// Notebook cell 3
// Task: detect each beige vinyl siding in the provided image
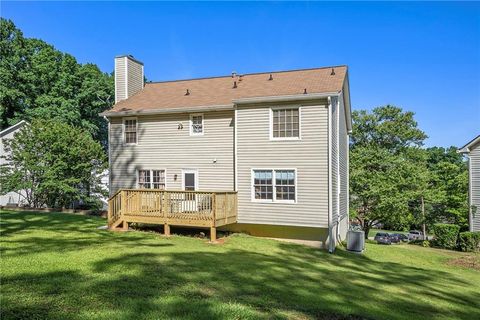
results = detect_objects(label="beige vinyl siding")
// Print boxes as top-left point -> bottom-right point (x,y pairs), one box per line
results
114,57 -> 127,103
236,101 -> 329,228
338,92 -> 349,238
109,111 -> 234,195
470,144 -> 480,231
127,58 -> 143,98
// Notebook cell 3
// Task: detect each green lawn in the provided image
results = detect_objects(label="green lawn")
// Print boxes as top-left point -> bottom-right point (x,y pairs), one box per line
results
1,210 -> 479,320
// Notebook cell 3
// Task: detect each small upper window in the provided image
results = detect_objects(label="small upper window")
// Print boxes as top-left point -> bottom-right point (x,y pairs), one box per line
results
272,108 -> 299,139
124,118 -> 137,144
190,114 -> 204,136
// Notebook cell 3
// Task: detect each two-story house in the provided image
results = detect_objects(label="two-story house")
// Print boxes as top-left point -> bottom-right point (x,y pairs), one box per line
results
102,55 -> 351,251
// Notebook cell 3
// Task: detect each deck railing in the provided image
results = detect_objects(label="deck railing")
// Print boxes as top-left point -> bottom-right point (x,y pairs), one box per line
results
107,189 -> 237,237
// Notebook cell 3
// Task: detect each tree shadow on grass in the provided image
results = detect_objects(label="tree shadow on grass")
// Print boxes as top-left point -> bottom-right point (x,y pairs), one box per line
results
2,247 -> 479,319
0,210 -> 104,236
1,211 -> 479,320
0,211 -> 173,258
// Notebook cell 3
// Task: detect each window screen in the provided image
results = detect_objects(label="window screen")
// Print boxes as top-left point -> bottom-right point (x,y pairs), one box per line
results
272,108 -> 299,138
138,170 -> 150,188
184,173 -> 196,191
152,170 -> 166,189
275,170 -> 295,201
253,170 -> 273,200
191,115 -> 203,135
124,119 -> 137,144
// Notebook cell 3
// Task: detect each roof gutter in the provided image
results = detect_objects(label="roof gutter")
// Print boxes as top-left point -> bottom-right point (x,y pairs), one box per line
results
458,135 -> 480,154
0,120 -> 28,137
100,104 -> 234,117
233,92 -> 340,105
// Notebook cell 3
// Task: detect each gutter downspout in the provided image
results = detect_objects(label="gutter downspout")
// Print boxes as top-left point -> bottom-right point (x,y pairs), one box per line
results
327,96 -> 334,253
335,96 -> 342,247
104,116 -> 112,197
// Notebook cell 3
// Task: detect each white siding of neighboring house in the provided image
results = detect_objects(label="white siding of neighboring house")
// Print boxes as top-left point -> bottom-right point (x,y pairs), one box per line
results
469,143 -> 480,231
109,111 -> 234,195
0,122 -> 27,206
236,100 -> 330,228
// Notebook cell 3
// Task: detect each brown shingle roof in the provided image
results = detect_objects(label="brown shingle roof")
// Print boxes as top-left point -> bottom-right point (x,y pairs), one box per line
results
108,65 -> 347,114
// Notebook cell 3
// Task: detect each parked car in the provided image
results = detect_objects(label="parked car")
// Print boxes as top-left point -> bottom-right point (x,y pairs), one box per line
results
408,230 -> 424,241
390,233 -> 408,243
374,232 -> 392,245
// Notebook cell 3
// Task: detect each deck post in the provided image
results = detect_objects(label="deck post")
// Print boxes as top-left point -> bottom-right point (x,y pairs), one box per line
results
123,220 -> 128,231
210,226 -> 217,242
121,190 -> 127,216
164,223 -> 170,236
212,193 -> 217,226
107,199 -> 112,227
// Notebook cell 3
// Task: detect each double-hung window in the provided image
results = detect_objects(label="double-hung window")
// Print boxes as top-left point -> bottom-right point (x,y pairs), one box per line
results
253,169 -> 296,202
124,118 -> 137,144
190,113 -> 204,135
138,170 -> 166,189
271,108 -> 300,139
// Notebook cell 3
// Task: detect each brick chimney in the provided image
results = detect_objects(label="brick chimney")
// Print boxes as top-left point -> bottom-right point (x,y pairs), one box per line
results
114,55 -> 144,103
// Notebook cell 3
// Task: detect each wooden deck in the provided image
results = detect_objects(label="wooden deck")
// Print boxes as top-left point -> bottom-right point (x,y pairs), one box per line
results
107,189 -> 237,241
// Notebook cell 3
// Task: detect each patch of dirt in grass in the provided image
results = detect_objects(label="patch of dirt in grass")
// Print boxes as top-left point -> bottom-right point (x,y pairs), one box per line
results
447,255 -> 480,270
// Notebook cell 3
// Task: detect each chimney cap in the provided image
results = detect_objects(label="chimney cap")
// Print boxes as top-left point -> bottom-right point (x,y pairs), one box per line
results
115,54 -> 144,66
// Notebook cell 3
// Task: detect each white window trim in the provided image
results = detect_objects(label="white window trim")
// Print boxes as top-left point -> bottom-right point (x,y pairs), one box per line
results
182,169 -> 199,191
269,106 -> 302,141
123,117 -> 138,145
136,169 -> 168,189
251,168 -> 297,204
189,113 -> 204,136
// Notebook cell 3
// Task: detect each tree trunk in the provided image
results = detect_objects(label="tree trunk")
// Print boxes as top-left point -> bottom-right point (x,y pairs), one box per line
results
421,196 -> 426,240
363,220 -> 371,239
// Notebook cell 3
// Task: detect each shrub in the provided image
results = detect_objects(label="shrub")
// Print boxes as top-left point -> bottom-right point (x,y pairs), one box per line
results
433,224 -> 460,250
458,232 -> 480,252
409,240 -> 431,247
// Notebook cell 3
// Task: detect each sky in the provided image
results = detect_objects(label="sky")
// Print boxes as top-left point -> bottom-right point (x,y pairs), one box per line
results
1,1 -> 479,147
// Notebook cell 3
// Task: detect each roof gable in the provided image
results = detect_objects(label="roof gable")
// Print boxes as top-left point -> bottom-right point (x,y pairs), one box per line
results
459,134 -> 480,153
0,120 -> 27,138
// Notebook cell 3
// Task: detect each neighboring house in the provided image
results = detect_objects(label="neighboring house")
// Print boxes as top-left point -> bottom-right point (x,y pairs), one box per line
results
102,55 -> 352,250
0,120 -> 27,207
459,135 -> 480,232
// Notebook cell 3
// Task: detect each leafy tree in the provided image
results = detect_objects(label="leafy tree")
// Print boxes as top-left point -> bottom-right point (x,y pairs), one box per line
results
0,18 -> 114,148
425,147 -> 469,229
0,119 -> 107,208
350,106 -> 469,236
350,105 -> 428,236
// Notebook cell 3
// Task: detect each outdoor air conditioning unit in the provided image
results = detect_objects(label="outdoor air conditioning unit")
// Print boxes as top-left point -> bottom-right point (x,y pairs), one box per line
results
347,230 -> 365,253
